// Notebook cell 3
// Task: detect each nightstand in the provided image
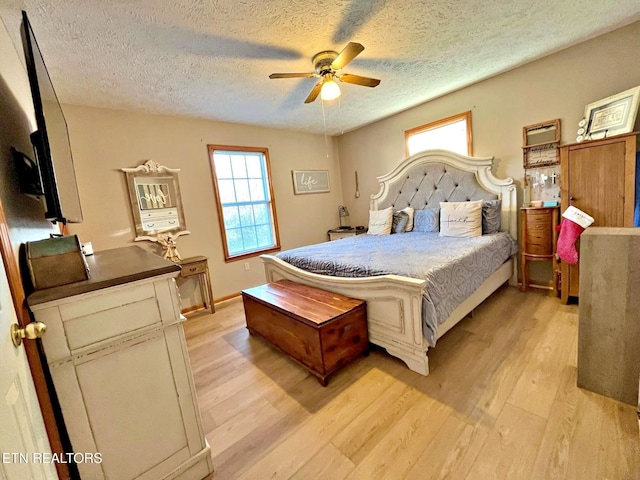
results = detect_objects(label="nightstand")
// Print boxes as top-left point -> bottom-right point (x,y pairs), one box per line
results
520,206 -> 559,293
178,256 -> 215,314
327,227 -> 366,241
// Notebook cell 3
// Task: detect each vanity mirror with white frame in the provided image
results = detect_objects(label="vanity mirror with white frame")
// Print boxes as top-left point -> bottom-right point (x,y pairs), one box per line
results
122,160 -> 189,261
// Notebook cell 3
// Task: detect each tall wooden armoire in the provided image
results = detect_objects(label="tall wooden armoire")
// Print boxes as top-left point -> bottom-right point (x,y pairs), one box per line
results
559,132 -> 638,303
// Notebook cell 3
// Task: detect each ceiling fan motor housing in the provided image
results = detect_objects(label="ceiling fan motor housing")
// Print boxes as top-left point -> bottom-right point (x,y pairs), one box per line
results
312,51 -> 339,74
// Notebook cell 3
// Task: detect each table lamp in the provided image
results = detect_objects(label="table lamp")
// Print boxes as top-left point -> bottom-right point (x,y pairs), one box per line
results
338,205 -> 350,228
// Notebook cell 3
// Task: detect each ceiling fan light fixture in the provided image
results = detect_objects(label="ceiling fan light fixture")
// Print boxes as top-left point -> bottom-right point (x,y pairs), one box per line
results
320,77 -> 341,101
269,43 -> 379,104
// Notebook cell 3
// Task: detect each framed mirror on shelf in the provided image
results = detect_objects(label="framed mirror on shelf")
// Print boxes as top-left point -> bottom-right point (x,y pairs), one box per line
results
122,160 -> 189,261
522,119 -> 561,169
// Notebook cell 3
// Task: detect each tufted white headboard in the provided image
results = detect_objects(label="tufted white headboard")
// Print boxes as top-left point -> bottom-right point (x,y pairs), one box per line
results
370,149 -> 517,240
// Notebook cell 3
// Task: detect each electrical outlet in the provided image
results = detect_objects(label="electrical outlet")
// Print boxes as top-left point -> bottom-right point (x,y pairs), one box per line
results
244,262 -> 250,271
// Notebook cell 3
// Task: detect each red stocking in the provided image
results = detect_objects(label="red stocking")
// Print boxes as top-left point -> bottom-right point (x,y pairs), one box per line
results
556,206 -> 594,264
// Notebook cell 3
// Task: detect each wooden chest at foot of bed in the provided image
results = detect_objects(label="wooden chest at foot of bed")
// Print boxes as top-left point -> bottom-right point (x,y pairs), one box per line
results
241,280 -> 369,386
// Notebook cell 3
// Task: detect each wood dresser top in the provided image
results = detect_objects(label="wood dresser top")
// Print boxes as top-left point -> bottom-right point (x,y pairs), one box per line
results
242,279 -> 365,325
28,245 -> 180,306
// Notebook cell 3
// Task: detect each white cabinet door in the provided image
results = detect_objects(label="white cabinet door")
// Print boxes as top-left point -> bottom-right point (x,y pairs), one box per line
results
34,275 -> 213,480
0,254 -> 57,480
71,332 -> 191,480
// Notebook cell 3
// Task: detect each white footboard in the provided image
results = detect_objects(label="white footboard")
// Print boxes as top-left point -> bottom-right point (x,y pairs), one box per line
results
261,255 -> 514,376
258,151 -> 517,377
261,254 -> 431,375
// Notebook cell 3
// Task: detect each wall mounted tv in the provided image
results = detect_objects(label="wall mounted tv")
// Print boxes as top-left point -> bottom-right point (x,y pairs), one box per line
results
20,11 -> 83,224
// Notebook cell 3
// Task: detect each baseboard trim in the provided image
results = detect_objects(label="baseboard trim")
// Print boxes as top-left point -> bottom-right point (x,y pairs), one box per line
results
215,292 -> 241,303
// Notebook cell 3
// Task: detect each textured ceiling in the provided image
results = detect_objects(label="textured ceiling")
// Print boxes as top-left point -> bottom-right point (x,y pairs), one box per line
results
1,0 -> 639,135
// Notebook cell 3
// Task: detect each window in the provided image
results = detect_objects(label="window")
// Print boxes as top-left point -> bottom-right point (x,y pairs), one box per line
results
405,111 -> 472,157
208,145 -> 280,261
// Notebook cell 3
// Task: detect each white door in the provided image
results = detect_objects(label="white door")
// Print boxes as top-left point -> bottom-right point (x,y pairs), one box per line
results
0,255 -> 57,479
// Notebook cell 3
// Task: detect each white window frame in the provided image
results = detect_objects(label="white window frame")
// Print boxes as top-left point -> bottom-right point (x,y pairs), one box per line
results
405,111 -> 473,157
208,145 -> 281,261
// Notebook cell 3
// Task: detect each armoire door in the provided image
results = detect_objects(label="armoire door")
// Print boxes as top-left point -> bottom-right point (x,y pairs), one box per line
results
561,134 -> 635,302
568,141 -> 627,226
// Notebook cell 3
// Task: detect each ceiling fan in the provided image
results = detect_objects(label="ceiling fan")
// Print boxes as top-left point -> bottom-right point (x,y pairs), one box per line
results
269,42 -> 381,103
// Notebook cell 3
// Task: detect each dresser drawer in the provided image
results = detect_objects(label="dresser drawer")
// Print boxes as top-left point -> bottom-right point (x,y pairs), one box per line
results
58,283 -> 161,351
526,238 -> 553,255
142,218 -> 180,231
180,261 -> 206,277
524,211 -> 552,255
524,211 -> 552,227
140,208 -> 179,220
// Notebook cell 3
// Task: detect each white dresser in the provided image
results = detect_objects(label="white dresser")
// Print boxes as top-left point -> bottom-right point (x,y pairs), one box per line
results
140,207 -> 181,231
27,246 -> 213,480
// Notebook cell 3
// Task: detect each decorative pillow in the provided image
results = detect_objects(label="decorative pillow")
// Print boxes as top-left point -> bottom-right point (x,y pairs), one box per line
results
482,199 -> 502,234
413,208 -> 440,232
367,207 -> 393,235
399,207 -> 415,231
439,200 -> 482,237
391,211 -> 410,233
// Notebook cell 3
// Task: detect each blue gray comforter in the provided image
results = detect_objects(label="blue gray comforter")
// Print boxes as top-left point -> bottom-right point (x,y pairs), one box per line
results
276,232 -> 517,346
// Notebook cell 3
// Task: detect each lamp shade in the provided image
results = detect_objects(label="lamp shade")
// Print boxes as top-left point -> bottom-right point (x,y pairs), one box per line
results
321,78 -> 341,101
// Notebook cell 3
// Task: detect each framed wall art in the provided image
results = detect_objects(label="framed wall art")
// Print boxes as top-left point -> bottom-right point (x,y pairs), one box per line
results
292,170 -> 330,194
584,86 -> 640,140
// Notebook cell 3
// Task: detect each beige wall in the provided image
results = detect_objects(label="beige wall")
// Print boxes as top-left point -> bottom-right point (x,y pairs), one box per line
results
336,20 -> 640,284
64,105 -> 342,300
6,16 -> 639,299
337,21 -> 640,224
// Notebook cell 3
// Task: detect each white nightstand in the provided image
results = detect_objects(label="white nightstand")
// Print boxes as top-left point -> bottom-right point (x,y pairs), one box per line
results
327,227 -> 366,241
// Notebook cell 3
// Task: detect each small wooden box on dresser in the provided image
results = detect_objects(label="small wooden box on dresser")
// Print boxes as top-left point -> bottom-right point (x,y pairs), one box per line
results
27,246 -> 214,480
559,132 -> 637,303
520,206 -> 559,293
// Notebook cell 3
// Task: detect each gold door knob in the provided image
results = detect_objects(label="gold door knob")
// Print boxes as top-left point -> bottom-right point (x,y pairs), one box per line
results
11,322 -> 47,347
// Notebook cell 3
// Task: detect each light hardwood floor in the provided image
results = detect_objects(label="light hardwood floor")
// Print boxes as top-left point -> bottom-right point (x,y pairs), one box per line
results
183,285 -> 640,480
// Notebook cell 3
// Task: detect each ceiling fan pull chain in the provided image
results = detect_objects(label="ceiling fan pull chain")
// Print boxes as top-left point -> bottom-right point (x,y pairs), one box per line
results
321,99 -> 329,158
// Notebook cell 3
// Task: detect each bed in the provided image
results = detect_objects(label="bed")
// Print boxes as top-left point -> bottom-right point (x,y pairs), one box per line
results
261,149 -> 517,376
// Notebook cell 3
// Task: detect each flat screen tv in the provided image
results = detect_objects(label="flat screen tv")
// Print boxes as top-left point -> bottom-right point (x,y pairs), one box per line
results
20,10 -> 83,224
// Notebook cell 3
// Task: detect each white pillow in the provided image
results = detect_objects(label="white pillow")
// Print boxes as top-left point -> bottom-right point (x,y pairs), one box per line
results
367,207 -> 393,235
439,200 -> 482,237
400,207 -> 415,231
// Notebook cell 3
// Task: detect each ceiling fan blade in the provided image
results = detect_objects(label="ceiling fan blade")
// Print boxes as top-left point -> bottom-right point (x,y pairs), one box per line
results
338,73 -> 381,87
304,82 -> 323,103
269,73 -> 316,79
330,42 -> 364,70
